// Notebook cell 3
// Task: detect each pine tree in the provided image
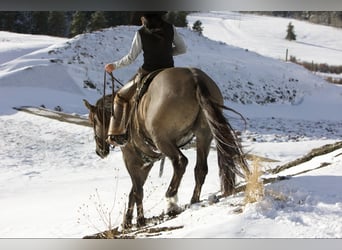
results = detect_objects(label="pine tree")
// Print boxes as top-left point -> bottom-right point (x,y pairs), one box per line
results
192,20 -> 203,35
14,12 -> 33,33
87,11 -> 107,32
48,11 -> 66,37
0,12 -> 18,31
165,11 -> 188,27
69,11 -> 87,37
165,11 -> 176,25
285,22 -> 296,41
32,12 -> 49,34
104,11 -> 131,27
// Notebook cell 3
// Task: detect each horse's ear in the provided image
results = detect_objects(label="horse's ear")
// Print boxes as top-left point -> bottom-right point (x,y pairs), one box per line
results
83,99 -> 95,112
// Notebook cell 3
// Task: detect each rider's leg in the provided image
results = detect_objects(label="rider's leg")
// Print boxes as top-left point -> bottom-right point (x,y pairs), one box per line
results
107,68 -> 149,145
107,80 -> 136,145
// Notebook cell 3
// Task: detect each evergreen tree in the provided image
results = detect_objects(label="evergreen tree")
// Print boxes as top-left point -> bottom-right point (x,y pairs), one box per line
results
285,22 -> 296,41
87,11 -> 107,32
104,11 -> 131,27
11,12 -> 32,33
0,12 -> 33,34
192,20 -> 203,35
128,11 -> 189,27
165,11 -> 176,25
165,11 -> 189,27
69,11 -> 87,37
48,11 -> 67,37
0,12 -> 18,31
32,12 -> 49,34
129,11 -> 144,25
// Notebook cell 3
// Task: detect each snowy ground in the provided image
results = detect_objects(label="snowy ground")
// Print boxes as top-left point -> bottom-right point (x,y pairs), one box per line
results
187,11 -> 342,65
0,12 -> 341,238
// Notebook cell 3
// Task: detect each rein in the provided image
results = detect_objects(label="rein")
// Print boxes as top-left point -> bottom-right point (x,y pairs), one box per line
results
111,74 -> 124,87
102,71 -> 107,149
102,70 -> 125,140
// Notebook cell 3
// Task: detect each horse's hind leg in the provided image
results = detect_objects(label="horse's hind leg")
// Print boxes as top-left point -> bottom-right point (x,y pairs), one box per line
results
191,125 -> 212,204
157,140 -> 188,215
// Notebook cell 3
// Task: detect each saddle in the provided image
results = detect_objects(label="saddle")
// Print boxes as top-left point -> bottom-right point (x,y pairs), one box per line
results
135,68 -> 164,103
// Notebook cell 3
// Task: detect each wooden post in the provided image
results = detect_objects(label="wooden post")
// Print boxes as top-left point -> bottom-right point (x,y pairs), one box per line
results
285,48 -> 288,61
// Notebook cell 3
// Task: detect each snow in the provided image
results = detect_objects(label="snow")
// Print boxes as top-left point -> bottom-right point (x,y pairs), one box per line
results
187,11 -> 342,65
0,11 -> 341,238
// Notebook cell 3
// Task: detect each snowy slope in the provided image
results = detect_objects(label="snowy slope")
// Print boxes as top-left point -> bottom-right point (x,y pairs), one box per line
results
0,31 -> 67,65
0,110 -> 340,238
1,23 -> 341,117
187,11 -> 342,65
0,12 -> 341,238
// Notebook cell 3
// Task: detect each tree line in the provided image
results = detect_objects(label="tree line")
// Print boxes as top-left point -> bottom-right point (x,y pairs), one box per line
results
0,11 -> 189,38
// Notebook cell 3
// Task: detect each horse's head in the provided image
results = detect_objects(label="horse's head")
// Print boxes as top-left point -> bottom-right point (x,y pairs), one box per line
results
83,98 -> 112,159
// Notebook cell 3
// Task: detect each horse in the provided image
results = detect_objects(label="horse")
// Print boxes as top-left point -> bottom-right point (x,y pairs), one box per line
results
83,67 -> 249,228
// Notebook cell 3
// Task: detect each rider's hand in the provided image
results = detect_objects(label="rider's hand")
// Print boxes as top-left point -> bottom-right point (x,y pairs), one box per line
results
105,63 -> 115,73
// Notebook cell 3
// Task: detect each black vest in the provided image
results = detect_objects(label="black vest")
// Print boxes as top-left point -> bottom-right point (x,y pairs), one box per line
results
138,22 -> 174,72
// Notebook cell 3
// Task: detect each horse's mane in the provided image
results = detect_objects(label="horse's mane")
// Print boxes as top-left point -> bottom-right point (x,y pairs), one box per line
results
95,94 -> 115,124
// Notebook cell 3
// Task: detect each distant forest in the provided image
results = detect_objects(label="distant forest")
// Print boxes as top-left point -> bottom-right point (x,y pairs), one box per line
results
0,11 -> 341,38
0,11 -> 189,38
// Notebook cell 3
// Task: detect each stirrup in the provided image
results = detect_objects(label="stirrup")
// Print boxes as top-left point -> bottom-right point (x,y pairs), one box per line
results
109,134 -> 128,146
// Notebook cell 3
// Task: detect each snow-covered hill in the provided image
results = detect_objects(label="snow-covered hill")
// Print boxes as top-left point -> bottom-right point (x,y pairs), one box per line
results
187,11 -> 342,65
0,12 -> 341,238
1,20 -> 341,118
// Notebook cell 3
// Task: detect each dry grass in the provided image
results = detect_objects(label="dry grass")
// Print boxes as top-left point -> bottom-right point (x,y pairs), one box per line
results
77,189 -> 119,239
78,167 -> 125,239
244,157 -> 265,204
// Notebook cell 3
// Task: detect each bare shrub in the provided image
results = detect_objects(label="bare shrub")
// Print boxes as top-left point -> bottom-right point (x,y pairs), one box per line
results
244,157 -> 265,204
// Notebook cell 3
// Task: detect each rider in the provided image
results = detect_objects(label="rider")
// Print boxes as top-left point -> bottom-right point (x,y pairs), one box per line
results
105,11 -> 187,145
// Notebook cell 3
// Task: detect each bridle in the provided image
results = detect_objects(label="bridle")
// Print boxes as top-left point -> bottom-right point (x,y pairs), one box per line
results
93,71 -> 125,156
92,109 -> 109,156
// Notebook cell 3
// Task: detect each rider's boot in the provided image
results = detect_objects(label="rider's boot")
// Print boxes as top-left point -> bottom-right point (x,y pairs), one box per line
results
107,96 -> 128,146
107,70 -> 147,146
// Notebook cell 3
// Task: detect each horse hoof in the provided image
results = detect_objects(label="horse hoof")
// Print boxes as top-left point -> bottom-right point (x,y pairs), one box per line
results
122,220 -> 133,229
167,208 -> 182,217
137,217 -> 146,227
166,203 -> 182,217
190,197 -> 200,204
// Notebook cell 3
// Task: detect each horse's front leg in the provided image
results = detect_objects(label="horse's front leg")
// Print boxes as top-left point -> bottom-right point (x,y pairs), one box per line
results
136,200 -> 146,227
123,186 -> 146,228
123,188 -> 135,229
135,163 -> 154,227
122,146 -> 153,228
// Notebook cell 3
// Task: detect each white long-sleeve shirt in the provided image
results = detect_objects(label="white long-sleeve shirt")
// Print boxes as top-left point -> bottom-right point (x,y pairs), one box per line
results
112,26 -> 186,69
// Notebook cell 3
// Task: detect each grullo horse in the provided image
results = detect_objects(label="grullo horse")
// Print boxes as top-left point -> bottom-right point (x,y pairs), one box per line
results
84,67 -> 249,228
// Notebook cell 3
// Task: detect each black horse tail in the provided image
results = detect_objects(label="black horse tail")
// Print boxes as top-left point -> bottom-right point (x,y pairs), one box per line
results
191,68 -> 250,196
